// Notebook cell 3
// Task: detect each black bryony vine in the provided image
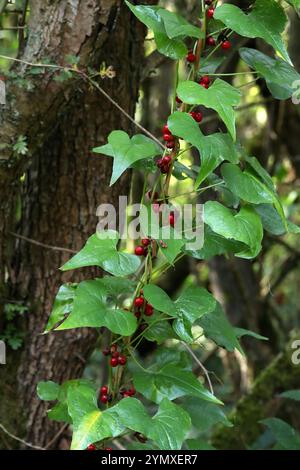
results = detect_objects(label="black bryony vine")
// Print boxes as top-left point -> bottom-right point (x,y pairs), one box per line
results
37,0 -> 300,451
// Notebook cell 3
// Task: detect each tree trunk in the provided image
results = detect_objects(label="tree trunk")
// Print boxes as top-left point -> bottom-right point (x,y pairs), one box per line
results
0,0 -> 155,449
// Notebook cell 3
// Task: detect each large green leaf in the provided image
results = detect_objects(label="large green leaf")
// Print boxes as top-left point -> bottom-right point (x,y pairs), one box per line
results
240,47 -> 300,100
198,303 -> 242,353
125,2 -> 187,59
60,231 -> 141,276
45,284 -> 77,331
255,204 -> 300,235
204,202 -> 263,259
115,398 -> 191,450
93,131 -> 160,185
176,80 -> 241,140
56,279 -> 137,335
214,0 -> 290,63
261,418 -> 300,450
157,9 -> 203,39
168,112 -> 239,187
133,363 -> 221,405
182,397 -> 232,432
68,385 -> 123,450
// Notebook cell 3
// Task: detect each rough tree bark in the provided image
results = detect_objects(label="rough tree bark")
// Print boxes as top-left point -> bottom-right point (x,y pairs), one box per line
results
0,0 -> 156,449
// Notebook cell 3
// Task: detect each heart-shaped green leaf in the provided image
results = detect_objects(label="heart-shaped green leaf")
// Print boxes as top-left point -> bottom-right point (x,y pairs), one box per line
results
56,279 -> 137,335
157,9 -> 204,39
45,283 -> 77,331
204,202 -> 263,259
93,131 -> 160,185
214,0 -> 290,63
176,81 -> 241,140
60,231 -> 141,277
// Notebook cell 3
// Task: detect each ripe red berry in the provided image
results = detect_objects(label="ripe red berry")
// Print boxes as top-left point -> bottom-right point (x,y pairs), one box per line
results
105,447 -> 113,451
128,386 -> 136,396
100,394 -> 108,404
118,355 -> 127,366
206,36 -> 216,47
134,296 -> 144,308
100,386 -> 108,395
112,351 -> 120,358
162,124 -> 171,135
200,75 -> 210,85
190,111 -> 203,123
135,245 -> 145,256
169,212 -> 175,227
176,96 -> 182,104
110,357 -> 118,367
163,133 -> 174,142
166,141 -> 175,149
221,40 -> 231,50
145,303 -> 154,316
102,348 -> 110,356
141,238 -> 150,247
207,7 -> 215,18
186,51 -> 196,63
87,444 -> 96,451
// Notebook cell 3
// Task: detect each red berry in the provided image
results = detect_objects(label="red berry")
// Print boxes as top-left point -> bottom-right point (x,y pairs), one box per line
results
87,444 -> 96,451
105,447 -> 113,451
145,303 -> 154,316
100,386 -> 108,395
102,348 -> 110,356
110,357 -> 118,367
206,36 -> 216,47
112,351 -> 120,358
200,82 -> 209,89
221,40 -> 231,50
162,124 -> 171,135
207,7 -> 215,18
135,246 -> 145,256
162,156 -> 172,165
186,52 -> 196,63
200,75 -> 210,85
163,133 -> 174,142
166,141 -> 175,149
134,296 -> 144,308
176,96 -> 182,104
169,213 -> 175,227
100,394 -> 108,404
118,355 -> 127,366
190,111 -> 203,123
128,386 -> 136,396
141,238 -> 150,247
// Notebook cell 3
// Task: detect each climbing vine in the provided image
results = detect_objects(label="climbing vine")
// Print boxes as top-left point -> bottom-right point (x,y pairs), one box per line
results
36,0 -> 300,451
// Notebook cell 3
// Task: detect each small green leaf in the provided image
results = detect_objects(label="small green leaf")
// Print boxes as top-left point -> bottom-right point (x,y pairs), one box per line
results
280,390 -> 300,401
157,9 -> 203,39
56,279 -> 137,335
235,328 -> 268,342
214,0 -> 290,63
93,131 -> 160,185
45,284 -> 77,332
60,231 -> 141,277
176,80 -> 241,140
37,381 -> 60,401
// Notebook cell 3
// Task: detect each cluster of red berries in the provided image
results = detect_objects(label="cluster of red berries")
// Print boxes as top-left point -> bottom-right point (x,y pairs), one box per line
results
120,385 -> 136,398
157,155 -> 172,174
162,124 -> 176,149
102,344 -> 127,367
199,75 -> 210,89
135,237 -> 151,257
190,111 -> 203,123
99,385 -> 111,405
134,292 -> 154,318
87,444 -> 112,451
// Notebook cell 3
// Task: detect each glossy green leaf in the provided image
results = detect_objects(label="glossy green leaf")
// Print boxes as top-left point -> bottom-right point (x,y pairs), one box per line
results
56,279 -> 137,335
133,363 -> 221,405
159,226 -> 185,265
125,2 -> 187,59
168,112 -> 239,187
157,9 -> 203,39
204,202 -> 263,259
37,381 -> 60,401
45,284 -> 77,332
182,398 -> 232,432
255,204 -> 299,235
176,80 -> 241,140
143,284 -> 174,315
240,47 -> 300,100
60,231 -> 141,277
199,303 -> 242,353
115,397 -> 191,450
93,131 -> 160,185
214,0 -> 290,63
144,315 -> 176,344
235,328 -> 268,342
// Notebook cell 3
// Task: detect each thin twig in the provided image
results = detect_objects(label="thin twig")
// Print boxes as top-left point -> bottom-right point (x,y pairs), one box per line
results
0,423 -> 45,450
10,232 -> 76,254
44,424 -> 68,450
181,343 -> 214,395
